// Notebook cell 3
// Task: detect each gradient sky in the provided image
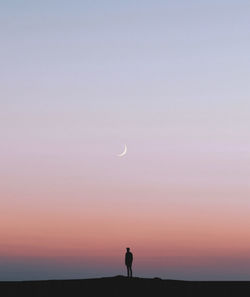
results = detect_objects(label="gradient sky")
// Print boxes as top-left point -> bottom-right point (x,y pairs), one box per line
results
1,0 -> 250,281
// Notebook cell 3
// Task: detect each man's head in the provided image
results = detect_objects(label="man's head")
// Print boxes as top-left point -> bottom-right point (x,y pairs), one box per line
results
126,247 -> 130,252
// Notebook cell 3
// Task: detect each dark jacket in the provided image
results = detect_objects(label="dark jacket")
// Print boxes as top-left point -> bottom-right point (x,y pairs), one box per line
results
125,251 -> 133,266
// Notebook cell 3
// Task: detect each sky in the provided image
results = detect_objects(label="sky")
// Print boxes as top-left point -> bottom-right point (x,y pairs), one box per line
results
1,0 -> 250,281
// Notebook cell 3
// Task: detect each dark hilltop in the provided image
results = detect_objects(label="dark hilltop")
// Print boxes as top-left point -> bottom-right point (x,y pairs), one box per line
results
1,275 -> 250,297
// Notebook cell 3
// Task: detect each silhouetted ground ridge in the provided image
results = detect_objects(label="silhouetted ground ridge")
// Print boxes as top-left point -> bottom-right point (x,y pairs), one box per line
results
1,275 -> 250,296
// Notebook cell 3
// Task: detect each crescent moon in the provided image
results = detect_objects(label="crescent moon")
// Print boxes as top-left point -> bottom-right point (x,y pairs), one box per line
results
117,144 -> 127,157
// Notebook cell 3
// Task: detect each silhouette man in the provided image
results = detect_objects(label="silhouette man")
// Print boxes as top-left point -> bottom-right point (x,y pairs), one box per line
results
125,247 -> 133,278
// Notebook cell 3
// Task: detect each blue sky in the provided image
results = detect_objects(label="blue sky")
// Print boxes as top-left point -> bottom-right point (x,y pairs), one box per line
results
1,1 -> 250,280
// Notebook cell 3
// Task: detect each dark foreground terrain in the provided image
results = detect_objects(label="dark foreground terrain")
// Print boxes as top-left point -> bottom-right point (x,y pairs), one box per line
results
1,276 -> 250,297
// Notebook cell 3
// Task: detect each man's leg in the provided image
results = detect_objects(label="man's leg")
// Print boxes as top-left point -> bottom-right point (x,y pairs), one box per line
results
128,266 -> 132,278
127,266 -> 129,277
